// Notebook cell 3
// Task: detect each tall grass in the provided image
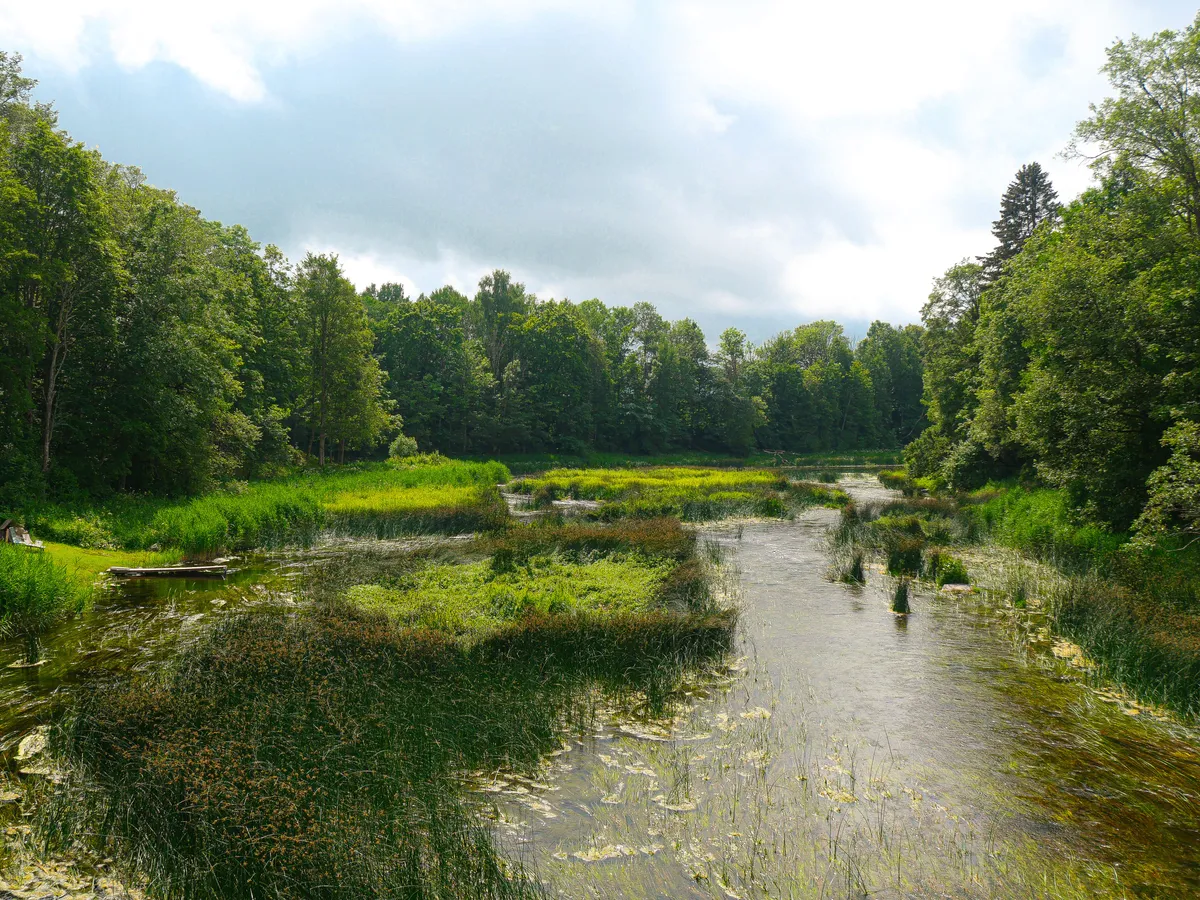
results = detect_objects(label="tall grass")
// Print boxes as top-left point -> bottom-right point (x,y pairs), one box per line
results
0,546 -> 87,660
25,459 -> 512,556
510,467 -> 846,522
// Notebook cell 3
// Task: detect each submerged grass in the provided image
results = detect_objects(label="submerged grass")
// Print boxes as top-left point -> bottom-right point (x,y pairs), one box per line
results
41,512 -> 736,899
845,476 -> 1200,719
510,466 -> 846,522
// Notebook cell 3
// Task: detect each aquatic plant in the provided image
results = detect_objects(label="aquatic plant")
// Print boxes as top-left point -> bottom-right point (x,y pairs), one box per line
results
935,556 -> 970,587
44,596 -> 734,900
886,540 -> 922,577
510,467 -> 846,522
0,545 -> 87,661
891,578 -> 911,614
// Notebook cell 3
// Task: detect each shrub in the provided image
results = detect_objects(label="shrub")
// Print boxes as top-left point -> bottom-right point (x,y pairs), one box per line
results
388,433 -> 420,459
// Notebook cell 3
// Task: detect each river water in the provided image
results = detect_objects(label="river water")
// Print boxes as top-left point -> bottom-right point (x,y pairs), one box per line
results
4,476 -> 1200,898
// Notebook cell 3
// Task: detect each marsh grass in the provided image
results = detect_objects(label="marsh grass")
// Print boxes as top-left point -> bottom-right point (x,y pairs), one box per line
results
39,509 -> 737,899
0,546 -> 88,662
25,459 -> 511,556
343,519 -> 721,637
509,467 -> 846,523
43,599 -> 735,900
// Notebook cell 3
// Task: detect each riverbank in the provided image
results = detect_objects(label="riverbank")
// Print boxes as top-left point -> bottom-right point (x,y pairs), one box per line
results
839,474 -> 1200,720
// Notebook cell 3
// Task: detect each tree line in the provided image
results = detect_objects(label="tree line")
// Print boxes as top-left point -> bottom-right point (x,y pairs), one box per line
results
907,15 -> 1200,543
0,50 -> 924,505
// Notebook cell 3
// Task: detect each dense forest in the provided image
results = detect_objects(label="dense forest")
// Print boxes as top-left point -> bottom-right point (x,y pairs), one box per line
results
0,50 -> 923,506
907,20 -> 1200,545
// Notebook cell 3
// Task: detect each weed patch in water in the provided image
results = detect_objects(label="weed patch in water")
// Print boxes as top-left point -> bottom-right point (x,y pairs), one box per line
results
44,598 -> 734,900
509,467 -> 845,522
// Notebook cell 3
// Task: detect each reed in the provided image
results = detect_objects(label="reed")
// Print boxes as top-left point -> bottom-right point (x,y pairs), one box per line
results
0,545 -> 87,661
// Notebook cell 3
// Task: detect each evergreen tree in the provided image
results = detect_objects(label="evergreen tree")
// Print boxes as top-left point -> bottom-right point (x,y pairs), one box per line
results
979,162 -> 1060,282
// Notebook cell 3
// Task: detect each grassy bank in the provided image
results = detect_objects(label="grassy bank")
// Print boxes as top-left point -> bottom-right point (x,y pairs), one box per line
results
509,466 -> 846,521
41,516 -> 734,899
842,474 -> 1200,719
20,458 -> 511,556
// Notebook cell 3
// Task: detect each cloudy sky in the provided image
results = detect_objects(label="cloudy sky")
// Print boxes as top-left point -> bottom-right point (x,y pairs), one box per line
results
2,1 -> 1196,341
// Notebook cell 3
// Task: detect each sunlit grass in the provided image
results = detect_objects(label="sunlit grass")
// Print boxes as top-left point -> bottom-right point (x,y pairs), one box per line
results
348,554 -> 672,636
510,466 -> 846,521
0,546 -> 88,660
24,459 -> 512,555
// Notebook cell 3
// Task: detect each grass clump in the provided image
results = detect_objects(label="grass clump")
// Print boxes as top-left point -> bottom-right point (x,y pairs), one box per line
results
1050,576 -> 1200,719
935,556 -> 969,587
886,540 -> 923,577
347,555 -> 672,636
0,545 -> 88,661
877,469 -> 914,493
347,518 -> 720,636
891,579 -> 911,614
510,467 -> 845,522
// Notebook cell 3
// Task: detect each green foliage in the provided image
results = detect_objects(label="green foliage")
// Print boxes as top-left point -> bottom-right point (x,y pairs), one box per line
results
387,431 -> 419,459
510,467 -> 844,522
1135,420 -> 1200,544
963,483 -> 1125,570
886,541 -> 923,577
0,545 -> 86,650
935,556 -> 970,587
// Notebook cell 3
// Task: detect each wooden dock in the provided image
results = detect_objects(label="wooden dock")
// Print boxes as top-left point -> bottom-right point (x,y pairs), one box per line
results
107,564 -> 228,578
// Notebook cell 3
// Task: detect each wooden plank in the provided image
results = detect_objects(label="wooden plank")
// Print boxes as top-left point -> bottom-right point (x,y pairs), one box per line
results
107,565 -> 228,578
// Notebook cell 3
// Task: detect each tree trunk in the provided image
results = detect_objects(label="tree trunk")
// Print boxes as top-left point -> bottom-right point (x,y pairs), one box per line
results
338,439 -> 346,464
319,432 -> 326,466
40,325 -> 66,473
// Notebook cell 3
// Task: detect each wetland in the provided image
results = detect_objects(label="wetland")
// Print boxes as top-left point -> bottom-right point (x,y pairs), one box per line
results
3,472 -> 1199,898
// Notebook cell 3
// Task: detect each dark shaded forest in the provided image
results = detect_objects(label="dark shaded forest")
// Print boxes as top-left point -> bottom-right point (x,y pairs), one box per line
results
0,50 -> 923,506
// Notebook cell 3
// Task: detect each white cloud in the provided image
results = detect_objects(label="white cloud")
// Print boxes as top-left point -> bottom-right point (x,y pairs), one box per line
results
4,0 -> 1195,329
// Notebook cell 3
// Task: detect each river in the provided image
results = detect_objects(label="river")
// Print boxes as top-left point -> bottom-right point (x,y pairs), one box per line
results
4,475 -> 1200,898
